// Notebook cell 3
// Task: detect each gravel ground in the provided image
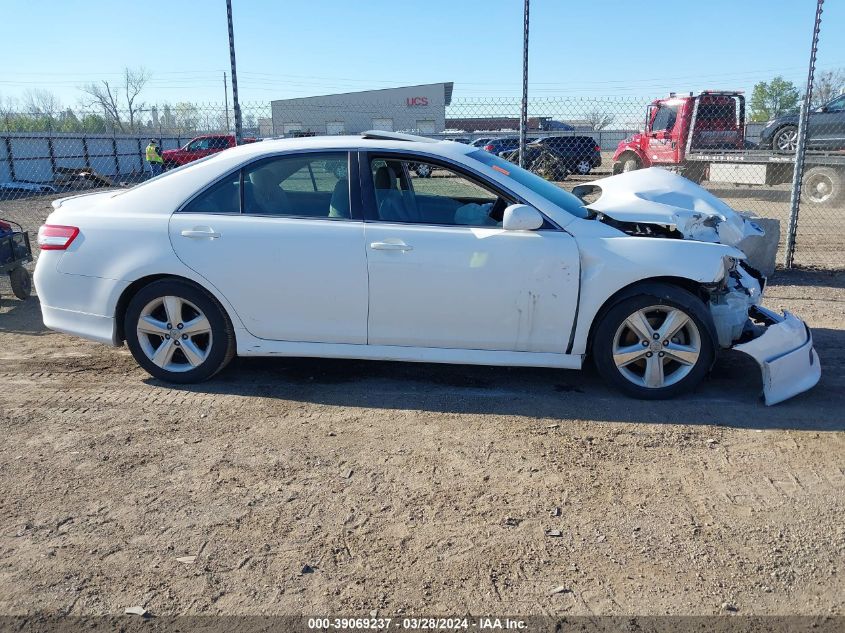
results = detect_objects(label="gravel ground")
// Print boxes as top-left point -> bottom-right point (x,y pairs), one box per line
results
0,191 -> 843,618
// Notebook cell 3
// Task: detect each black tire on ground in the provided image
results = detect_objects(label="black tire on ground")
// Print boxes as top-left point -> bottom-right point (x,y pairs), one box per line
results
124,278 -> 236,383
9,267 -> 31,300
591,283 -> 716,401
773,125 -> 798,153
801,166 -> 844,206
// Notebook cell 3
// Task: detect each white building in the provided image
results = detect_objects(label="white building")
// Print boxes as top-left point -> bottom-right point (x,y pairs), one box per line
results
270,83 -> 453,137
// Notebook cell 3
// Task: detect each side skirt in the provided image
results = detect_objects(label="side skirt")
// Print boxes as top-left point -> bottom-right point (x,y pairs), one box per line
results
238,338 -> 583,370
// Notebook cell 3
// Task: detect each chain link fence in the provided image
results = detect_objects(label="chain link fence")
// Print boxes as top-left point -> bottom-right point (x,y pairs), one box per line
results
1,92 -> 843,269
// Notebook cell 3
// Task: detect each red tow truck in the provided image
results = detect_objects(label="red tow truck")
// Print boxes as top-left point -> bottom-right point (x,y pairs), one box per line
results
162,134 -> 257,169
612,91 -> 845,206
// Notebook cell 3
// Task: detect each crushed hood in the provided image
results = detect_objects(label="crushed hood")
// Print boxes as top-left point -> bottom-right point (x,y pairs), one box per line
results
572,167 -> 765,249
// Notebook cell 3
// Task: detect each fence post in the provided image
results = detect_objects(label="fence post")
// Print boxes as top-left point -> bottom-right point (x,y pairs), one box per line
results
784,0 -> 824,268
47,136 -> 58,182
137,137 -> 144,178
112,137 -> 120,176
82,136 -> 91,170
4,137 -> 15,181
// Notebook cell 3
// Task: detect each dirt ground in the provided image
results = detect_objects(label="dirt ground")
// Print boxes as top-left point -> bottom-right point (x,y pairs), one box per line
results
0,192 -> 844,618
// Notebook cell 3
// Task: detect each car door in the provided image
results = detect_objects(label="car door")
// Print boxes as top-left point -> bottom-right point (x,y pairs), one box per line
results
169,150 -> 368,343
646,103 -> 680,164
809,95 -> 845,149
361,152 -> 580,353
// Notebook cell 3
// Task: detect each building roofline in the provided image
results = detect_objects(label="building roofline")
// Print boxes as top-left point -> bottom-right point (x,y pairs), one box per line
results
271,82 -> 454,106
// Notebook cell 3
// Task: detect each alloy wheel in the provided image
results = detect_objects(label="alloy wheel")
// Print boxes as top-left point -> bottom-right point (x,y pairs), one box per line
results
136,296 -> 213,372
612,305 -> 701,389
776,128 -> 798,152
576,160 -> 592,175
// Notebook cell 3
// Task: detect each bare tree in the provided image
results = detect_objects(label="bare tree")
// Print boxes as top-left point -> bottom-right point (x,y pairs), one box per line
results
79,67 -> 151,132
23,89 -> 62,118
583,110 -> 615,130
812,69 -> 845,107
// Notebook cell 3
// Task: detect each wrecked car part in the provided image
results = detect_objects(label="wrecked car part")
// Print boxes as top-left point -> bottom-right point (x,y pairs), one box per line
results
734,307 -> 821,406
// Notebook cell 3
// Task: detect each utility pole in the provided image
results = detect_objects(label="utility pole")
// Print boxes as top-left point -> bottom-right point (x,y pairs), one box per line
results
223,71 -> 230,134
225,0 -> 243,144
518,0 -> 530,168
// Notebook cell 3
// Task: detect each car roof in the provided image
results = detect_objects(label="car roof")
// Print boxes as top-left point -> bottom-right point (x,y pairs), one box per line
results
220,134 -> 477,160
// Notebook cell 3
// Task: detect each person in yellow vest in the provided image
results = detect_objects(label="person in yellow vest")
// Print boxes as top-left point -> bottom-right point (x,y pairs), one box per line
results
145,139 -> 164,178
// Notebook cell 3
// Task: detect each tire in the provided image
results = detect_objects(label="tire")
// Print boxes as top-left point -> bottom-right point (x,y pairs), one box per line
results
124,279 -> 235,383
801,166 -> 844,206
773,125 -> 798,153
591,284 -> 716,400
619,154 -> 641,173
414,164 -> 432,178
9,267 -> 31,300
575,159 -> 592,175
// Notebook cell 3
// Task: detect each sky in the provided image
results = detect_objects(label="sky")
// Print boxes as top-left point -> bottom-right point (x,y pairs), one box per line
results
2,0 -> 844,110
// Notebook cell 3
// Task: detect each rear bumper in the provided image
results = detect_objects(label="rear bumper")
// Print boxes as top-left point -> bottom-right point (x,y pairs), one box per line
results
41,304 -> 119,346
733,307 -> 821,405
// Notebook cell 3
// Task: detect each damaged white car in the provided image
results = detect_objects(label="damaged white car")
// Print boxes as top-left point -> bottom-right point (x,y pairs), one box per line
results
34,132 -> 820,404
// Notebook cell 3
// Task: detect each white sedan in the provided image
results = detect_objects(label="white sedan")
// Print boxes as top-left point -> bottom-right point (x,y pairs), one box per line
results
34,131 -> 820,404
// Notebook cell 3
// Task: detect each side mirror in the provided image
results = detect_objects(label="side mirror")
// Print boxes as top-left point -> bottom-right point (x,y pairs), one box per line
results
503,204 -> 544,231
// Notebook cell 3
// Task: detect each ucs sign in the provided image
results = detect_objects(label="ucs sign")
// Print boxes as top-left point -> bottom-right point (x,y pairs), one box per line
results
406,97 -> 429,107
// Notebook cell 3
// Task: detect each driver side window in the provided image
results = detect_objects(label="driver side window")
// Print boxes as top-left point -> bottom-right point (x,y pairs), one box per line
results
369,157 -> 507,227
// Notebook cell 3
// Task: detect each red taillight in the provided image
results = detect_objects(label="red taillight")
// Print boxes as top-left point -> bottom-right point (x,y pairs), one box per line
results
483,144 -> 494,152
38,224 -> 79,250
594,145 -> 601,152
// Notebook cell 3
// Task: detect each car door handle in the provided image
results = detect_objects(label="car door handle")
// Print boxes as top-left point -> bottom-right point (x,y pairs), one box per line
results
181,227 -> 221,239
370,241 -> 413,252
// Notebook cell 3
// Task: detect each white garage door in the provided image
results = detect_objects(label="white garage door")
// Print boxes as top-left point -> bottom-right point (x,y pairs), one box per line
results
416,120 -> 436,134
326,121 -> 345,135
371,118 -> 393,132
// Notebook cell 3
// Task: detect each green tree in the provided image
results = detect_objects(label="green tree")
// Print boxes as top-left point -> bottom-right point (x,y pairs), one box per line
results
749,76 -> 800,122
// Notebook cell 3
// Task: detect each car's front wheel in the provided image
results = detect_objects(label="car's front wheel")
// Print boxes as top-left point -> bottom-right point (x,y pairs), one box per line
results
124,279 -> 235,383
592,284 -> 715,400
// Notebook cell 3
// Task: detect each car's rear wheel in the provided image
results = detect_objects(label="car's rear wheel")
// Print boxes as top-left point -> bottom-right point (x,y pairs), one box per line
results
575,159 -> 592,175
773,125 -> 798,153
124,279 -> 235,383
592,285 -> 715,400
414,164 -> 433,178
801,166 -> 844,206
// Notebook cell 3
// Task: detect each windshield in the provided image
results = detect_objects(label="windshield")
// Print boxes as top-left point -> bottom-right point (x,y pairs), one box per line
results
468,150 -> 589,219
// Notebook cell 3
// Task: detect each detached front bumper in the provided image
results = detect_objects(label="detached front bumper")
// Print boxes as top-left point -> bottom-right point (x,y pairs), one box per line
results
733,306 -> 821,405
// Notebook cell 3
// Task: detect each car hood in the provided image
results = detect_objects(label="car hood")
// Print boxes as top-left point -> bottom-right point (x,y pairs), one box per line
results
571,167 -> 764,250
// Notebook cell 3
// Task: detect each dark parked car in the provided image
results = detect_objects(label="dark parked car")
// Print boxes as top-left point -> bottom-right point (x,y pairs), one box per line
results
469,137 -> 492,147
483,137 -> 521,156
759,94 -> 845,152
528,136 -> 602,175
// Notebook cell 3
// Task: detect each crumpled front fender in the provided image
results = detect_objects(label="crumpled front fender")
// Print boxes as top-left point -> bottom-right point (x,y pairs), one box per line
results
733,306 -> 821,406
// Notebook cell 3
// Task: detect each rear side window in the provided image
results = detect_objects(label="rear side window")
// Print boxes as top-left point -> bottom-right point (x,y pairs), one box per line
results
243,152 -> 349,218
181,151 -> 351,219
181,172 -> 240,214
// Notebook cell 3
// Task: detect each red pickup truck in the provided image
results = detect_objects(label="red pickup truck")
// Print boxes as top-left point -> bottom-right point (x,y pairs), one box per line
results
162,134 -> 257,169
